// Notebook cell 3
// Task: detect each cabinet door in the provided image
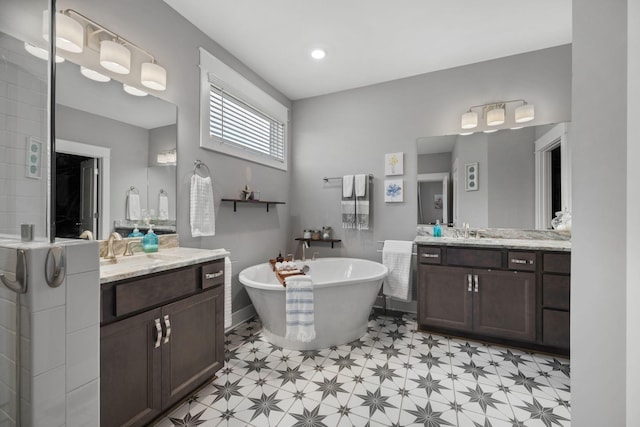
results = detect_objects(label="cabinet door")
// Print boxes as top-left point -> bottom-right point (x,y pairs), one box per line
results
418,265 -> 473,332
473,270 -> 535,342
101,308 -> 162,427
161,285 -> 225,408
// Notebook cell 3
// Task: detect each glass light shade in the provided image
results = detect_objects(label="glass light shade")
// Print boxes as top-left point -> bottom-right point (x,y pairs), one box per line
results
166,150 -> 177,163
123,84 -> 148,97
459,131 -> 474,136
483,129 -> 499,133
141,62 -> 167,91
486,106 -> 505,126
515,103 -> 535,123
461,111 -> 478,129
24,42 -> 65,63
100,40 -> 131,74
42,11 -> 84,53
80,66 -> 110,82
157,152 -> 168,164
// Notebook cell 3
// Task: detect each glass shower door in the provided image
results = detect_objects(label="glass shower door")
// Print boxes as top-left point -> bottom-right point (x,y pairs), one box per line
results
0,0 -> 51,424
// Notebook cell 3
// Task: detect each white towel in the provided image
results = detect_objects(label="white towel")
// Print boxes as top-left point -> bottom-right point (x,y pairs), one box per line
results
285,275 -> 316,342
158,192 -> 169,220
382,240 -> 414,301
224,257 -> 232,329
355,174 -> 369,230
126,192 -> 141,221
190,174 -> 216,237
342,175 -> 356,229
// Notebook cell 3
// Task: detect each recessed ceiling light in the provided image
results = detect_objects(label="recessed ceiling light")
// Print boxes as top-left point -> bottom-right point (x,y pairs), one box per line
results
311,48 -> 326,60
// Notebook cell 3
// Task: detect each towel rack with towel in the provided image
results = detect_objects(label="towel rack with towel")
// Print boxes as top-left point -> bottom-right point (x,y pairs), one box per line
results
376,241 -> 417,256
323,174 -> 373,183
193,160 -> 211,178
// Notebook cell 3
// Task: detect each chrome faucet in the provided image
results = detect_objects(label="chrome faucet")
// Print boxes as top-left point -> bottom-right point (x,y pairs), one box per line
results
105,232 -> 123,259
301,240 -> 310,261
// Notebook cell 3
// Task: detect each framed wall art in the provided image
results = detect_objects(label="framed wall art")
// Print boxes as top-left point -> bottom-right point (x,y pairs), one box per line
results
384,179 -> 404,202
384,152 -> 403,176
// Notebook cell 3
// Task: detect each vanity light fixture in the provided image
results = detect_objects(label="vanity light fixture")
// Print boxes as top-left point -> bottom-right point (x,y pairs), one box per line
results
123,83 -> 148,97
41,9 -> 168,90
100,40 -> 131,74
80,66 -> 110,82
459,99 -> 535,135
157,149 -> 177,165
24,42 -> 65,63
42,10 -> 84,53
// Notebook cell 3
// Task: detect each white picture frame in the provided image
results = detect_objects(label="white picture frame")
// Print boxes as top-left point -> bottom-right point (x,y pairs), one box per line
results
384,179 -> 404,202
465,162 -> 478,191
385,152 -> 403,176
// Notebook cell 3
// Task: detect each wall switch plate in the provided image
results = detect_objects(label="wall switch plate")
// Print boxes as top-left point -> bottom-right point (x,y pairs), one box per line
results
26,136 -> 42,179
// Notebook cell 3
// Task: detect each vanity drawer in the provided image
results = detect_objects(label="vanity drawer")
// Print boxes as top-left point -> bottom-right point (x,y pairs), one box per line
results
543,274 -> 570,309
543,252 -> 571,274
418,247 -> 441,264
115,266 -> 199,317
202,259 -> 225,289
508,251 -> 536,271
446,247 -> 502,269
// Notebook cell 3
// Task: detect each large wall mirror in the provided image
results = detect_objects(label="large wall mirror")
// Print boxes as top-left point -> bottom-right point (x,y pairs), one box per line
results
55,60 -> 177,240
417,122 -> 570,230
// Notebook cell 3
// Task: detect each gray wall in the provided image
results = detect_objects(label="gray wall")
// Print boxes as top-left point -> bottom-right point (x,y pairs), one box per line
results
572,0 -> 639,425
418,182 -> 444,224
451,133 -> 489,228
487,127 -> 535,228
62,0 -> 293,313
291,45 -> 572,264
417,152 -> 451,174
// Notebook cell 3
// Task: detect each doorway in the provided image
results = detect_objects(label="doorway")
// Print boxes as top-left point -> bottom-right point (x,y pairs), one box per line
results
55,153 -> 97,238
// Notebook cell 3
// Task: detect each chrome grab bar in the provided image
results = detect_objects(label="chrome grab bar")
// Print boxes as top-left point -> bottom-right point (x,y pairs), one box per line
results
45,246 -> 65,288
0,249 -> 28,294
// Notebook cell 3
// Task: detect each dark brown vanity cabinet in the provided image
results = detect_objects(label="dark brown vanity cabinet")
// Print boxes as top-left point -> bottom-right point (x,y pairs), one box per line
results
417,245 -> 567,353
100,259 -> 225,427
541,252 -> 571,351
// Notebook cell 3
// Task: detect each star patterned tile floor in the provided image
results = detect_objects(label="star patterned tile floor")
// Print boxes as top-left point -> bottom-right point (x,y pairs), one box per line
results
154,312 -> 570,426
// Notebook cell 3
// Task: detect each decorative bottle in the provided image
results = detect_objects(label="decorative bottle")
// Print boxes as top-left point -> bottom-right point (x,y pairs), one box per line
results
142,226 -> 159,253
433,220 -> 442,238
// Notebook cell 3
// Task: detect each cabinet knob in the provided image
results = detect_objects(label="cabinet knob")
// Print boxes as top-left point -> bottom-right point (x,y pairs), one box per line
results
154,319 -> 162,348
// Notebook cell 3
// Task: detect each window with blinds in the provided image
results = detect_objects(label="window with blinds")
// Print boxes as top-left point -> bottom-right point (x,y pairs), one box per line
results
208,85 -> 285,163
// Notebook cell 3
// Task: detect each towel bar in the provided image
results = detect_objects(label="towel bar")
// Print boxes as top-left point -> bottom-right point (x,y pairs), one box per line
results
323,174 -> 373,183
376,249 -> 417,255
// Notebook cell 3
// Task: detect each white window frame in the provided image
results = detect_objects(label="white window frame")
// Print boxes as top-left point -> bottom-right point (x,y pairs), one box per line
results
199,47 -> 289,171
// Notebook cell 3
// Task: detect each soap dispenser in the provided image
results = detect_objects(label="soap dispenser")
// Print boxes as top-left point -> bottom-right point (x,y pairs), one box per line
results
128,224 -> 144,238
433,220 -> 442,238
142,225 -> 159,253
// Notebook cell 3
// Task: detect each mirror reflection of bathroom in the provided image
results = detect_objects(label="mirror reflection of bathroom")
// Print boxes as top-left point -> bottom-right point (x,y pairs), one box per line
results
54,60 -> 177,240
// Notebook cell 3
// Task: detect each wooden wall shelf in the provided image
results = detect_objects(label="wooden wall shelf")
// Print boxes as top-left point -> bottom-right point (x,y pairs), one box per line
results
221,198 -> 285,212
295,237 -> 342,248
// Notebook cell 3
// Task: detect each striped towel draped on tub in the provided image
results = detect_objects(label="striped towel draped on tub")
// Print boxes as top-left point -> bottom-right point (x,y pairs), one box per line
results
284,275 -> 316,342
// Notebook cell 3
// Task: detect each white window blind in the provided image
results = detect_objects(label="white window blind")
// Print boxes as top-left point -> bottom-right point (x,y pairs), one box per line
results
208,84 -> 285,163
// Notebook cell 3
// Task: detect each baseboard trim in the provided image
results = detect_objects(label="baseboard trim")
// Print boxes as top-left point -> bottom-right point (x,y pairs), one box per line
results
226,304 -> 257,333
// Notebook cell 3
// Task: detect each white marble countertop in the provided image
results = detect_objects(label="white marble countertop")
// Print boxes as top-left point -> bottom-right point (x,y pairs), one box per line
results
100,247 -> 229,284
414,236 -> 571,252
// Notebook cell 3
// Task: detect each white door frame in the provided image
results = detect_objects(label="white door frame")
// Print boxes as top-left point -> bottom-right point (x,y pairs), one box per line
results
56,139 -> 111,240
534,123 -> 570,229
418,172 -> 450,225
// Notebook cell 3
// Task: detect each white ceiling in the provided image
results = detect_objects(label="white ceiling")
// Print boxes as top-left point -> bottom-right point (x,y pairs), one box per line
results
163,0 -> 572,100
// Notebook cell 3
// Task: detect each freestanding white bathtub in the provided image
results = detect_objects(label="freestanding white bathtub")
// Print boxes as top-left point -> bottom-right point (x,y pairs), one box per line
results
239,258 -> 388,350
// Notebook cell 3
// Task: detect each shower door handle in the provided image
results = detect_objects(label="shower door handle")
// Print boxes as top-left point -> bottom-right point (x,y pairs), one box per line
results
0,249 -> 28,294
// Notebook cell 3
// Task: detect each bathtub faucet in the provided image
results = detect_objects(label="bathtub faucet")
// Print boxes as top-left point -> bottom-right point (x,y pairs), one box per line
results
301,240 -> 310,261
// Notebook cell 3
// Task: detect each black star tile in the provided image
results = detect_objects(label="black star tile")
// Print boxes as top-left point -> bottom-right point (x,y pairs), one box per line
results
277,365 -> 306,386
355,387 -> 396,417
289,404 -> 329,427
313,375 -> 348,400
409,372 -> 450,397
168,408 -> 207,426
247,390 -> 284,421
507,371 -> 547,393
542,358 -> 570,377
460,383 -> 502,414
515,397 -> 569,427
406,401 -> 455,426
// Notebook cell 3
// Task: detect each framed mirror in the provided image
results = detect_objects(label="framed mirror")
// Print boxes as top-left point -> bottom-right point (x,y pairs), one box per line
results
417,123 -> 570,230
55,60 -> 177,240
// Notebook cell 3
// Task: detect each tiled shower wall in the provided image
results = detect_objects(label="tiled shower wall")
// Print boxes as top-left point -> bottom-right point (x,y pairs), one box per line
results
0,33 -> 48,239
0,250 -> 18,424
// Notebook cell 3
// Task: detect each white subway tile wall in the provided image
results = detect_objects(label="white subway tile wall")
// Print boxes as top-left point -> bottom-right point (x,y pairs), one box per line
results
0,33 -> 49,239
